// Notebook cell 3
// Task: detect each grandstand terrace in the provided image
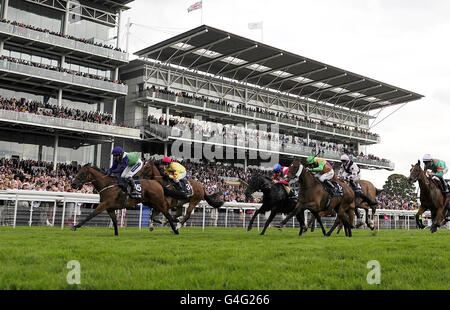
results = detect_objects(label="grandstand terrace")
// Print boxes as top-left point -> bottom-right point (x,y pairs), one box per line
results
0,0 -> 138,170
121,25 -> 423,170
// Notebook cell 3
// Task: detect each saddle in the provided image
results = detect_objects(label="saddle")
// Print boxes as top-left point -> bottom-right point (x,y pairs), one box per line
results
322,181 -> 344,197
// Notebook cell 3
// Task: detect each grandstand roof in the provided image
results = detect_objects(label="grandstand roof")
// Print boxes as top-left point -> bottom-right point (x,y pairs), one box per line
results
89,0 -> 133,11
135,25 -> 423,112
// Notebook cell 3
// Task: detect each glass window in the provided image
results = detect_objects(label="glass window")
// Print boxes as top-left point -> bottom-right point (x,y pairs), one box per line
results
9,0 -> 63,33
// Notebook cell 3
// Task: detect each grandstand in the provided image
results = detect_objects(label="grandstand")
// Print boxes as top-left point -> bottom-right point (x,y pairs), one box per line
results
0,0 -> 138,170
121,24 -> 423,171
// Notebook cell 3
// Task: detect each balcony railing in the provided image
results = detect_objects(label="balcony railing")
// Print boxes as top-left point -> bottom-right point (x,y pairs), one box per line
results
142,120 -> 394,169
0,60 -> 127,95
132,90 -> 380,143
0,109 -> 141,139
0,22 -> 128,63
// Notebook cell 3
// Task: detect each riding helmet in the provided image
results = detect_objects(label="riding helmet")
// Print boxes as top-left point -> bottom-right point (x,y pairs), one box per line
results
111,146 -> 123,156
162,156 -> 172,164
273,164 -> 282,172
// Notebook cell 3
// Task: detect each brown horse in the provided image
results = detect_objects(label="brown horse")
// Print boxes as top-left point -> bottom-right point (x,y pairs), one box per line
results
276,157 -> 356,237
140,161 -> 224,230
70,163 -> 179,235
408,160 -> 450,233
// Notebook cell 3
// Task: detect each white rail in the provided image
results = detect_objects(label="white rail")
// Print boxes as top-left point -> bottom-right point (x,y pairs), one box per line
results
0,190 -> 444,231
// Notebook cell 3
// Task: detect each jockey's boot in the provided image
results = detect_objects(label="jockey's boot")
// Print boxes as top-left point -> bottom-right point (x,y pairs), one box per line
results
325,180 -> 336,196
127,177 -> 141,199
174,181 -> 188,200
438,177 -> 450,197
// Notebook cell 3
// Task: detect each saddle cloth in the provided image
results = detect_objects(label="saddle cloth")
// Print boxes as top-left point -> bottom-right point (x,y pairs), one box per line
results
179,179 -> 194,197
133,179 -> 142,196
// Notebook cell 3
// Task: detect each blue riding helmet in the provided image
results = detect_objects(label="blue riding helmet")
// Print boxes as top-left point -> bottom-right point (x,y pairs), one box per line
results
111,146 -> 124,156
273,164 -> 282,172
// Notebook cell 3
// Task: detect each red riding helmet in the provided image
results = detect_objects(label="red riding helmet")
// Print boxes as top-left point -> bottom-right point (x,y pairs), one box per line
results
162,156 -> 172,164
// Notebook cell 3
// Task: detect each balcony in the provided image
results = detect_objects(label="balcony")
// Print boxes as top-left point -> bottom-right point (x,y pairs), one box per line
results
130,90 -> 380,143
0,22 -> 128,65
142,120 -> 394,170
0,109 -> 141,140
0,59 -> 127,97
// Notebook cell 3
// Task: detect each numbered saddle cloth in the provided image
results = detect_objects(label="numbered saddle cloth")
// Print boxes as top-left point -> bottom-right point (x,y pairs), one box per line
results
179,179 -> 194,197
133,179 -> 142,196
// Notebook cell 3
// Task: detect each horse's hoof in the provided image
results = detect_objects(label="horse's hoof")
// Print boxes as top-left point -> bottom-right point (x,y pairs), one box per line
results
176,223 -> 182,230
275,225 -> 282,230
71,226 -> 77,231
149,226 -> 154,231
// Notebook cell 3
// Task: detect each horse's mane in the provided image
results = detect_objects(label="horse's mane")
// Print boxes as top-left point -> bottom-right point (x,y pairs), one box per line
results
84,163 -> 106,174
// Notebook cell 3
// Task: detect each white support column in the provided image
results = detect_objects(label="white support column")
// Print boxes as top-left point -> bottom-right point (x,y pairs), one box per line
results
116,9 -> 122,50
164,142 -> 168,157
0,41 -> 4,56
58,89 -> 63,107
2,0 -> 9,19
166,107 -> 170,125
63,0 -> 70,35
53,135 -> 59,171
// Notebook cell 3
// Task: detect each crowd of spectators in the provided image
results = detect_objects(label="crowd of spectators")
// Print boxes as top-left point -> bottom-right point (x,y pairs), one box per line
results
147,114 -> 391,164
377,193 -> 419,211
0,55 -> 125,85
0,19 -> 124,52
145,86 -> 379,138
0,157 -> 93,194
0,95 -> 130,128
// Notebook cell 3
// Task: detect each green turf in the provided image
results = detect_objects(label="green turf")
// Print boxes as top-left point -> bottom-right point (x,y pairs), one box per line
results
0,226 -> 448,290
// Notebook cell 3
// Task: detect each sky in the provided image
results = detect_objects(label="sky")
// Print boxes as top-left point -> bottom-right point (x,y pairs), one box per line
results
119,0 -> 450,188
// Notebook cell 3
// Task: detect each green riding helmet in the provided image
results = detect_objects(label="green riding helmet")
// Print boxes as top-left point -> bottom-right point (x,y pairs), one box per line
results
306,156 -> 316,165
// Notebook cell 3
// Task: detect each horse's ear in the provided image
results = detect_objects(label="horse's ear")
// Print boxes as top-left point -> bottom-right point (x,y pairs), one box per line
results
417,159 -> 421,165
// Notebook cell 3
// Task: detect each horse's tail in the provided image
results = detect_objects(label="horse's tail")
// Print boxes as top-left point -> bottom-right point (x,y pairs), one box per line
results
375,188 -> 384,196
203,188 -> 225,208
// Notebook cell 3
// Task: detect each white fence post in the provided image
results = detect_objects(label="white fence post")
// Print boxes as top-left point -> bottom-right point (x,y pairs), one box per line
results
29,203 -> 33,227
13,194 -> 18,229
61,198 -> 66,230
52,200 -> 57,226
257,212 -> 259,231
138,204 -> 143,231
243,209 -> 246,228
120,209 -> 125,227
225,207 -> 228,228
202,205 -> 206,231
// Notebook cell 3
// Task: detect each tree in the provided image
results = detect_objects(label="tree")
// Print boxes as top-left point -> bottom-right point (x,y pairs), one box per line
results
382,174 -> 417,202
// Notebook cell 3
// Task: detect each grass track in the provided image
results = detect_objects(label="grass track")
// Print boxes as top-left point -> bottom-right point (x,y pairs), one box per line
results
0,226 -> 448,290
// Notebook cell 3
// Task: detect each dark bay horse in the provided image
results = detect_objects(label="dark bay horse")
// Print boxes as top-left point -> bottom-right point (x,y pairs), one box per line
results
408,160 -> 450,233
242,173 -> 299,235
140,161 -> 224,230
276,157 -> 356,237
70,163 -> 179,235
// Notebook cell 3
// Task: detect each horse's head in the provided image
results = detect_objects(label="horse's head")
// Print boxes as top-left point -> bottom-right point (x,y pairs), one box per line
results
287,157 -> 304,181
408,160 -> 423,184
141,161 -> 158,179
71,163 -> 94,190
243,174 -> 271,201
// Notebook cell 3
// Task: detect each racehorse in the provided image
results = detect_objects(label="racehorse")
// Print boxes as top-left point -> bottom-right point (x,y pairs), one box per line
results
276,157 -> 356,237
70,163 -> 179,235
140,161 -> 224,230
408,160 -> 450,233
325,180 -> 382,234
241,173 -> 299,235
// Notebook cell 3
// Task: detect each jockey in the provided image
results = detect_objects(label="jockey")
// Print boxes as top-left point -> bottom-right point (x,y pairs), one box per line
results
272,164 -> 289,185
273,163 -> 297,200
306,155 -> 339,196
106,146 -> 143,198
161,156 -> 189,198
338,154 -> 377,206
422,154 -> 449,196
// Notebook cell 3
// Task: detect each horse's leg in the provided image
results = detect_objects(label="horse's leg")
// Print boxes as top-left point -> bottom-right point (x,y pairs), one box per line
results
295,213 -> 305,236
248,207 -> 262,231
310,210 -> 327,236
326,217 -> 340,236
337,222 -> 343,234
310,217 -> 316,232
431,207 -> 444,233
415,206 -> 426,229
260,207 -> 278,235
106,208 -> 119,236
275,204 -> 299,228
178,201 -> 197,229
71,202 -> 107,231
